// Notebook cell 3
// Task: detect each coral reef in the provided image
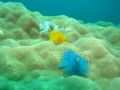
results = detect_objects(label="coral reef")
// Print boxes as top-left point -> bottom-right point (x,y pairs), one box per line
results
0,1 -> 120,90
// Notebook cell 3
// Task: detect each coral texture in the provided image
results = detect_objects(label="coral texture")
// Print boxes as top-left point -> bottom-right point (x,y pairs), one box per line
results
0,1 -> 120,90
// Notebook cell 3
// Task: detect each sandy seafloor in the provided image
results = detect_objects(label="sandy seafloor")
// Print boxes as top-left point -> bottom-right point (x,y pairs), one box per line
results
0,2 -> 120,90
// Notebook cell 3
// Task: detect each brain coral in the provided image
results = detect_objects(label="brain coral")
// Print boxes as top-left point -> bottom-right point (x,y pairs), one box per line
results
0,1 -> 120,90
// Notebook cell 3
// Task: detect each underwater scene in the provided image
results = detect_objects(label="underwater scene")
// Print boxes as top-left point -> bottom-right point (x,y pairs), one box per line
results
0,0 -> 120,90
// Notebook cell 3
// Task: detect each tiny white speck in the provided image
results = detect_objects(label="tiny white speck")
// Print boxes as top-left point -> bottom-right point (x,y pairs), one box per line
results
0,30 -> 3,35
65,27 -> 72,31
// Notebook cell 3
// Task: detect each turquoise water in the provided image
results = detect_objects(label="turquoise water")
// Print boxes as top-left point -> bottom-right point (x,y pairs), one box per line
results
1,0 -> 120,23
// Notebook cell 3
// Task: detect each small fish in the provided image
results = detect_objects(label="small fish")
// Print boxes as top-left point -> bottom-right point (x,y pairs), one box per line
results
58,50 -> 89,76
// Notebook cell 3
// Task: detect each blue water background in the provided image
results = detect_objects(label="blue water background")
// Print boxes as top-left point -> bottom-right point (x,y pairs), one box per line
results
1,0 -> 120,24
